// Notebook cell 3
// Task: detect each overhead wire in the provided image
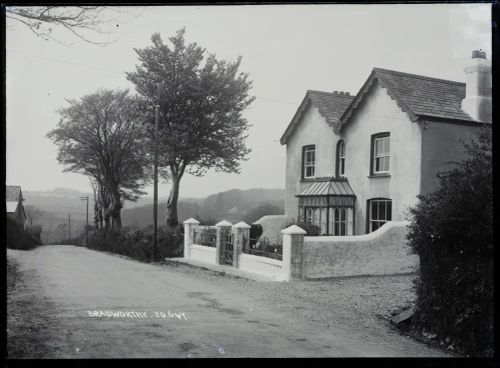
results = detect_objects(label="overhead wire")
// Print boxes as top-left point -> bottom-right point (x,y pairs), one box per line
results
7,48 -> 300,105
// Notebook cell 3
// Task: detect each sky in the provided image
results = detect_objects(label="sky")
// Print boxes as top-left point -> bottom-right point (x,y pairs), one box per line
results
5,3 -> 491,199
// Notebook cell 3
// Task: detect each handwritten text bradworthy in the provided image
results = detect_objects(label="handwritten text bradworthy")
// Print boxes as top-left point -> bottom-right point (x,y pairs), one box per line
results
87,310 -> 188,320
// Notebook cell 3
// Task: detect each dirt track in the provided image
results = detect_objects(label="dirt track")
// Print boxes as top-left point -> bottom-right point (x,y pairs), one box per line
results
7,245 -> 450,358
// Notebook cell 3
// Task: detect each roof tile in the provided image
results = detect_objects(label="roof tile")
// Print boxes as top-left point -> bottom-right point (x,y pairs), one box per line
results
5,186 -> 21,202
373,68 -> 474,122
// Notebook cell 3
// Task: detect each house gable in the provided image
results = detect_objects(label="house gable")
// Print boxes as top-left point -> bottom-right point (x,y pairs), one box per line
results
339,79 -> 423,234
337,68 -> 480,134
280,90 -> 354,145
284,100 -> 346,218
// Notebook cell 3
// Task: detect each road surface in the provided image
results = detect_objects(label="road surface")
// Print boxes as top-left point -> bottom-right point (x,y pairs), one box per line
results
7,245 -> 449,358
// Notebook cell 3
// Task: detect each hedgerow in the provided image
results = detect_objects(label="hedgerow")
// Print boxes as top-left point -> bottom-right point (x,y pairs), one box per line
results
406,127 -> 493,356
6,218 -> 42,250
83,225 -> 184,262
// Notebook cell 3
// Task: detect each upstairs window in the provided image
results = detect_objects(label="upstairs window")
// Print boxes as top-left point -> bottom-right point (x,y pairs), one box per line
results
371,133 -> 390,174
336,140 -> 346,177
302,145 -> 315,179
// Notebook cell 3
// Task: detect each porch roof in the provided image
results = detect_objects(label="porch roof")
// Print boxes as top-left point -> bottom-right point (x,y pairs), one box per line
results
296,178 -> 355,197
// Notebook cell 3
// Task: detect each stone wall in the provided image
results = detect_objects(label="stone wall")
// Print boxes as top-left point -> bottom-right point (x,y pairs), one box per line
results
300,221 -> 418,279
183,219 -> 417,281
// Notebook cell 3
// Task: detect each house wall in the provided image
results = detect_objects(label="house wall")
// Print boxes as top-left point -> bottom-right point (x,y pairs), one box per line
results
420,120 -> 482,196
284,102 -> 341,218
341,81 -> 422,234
299,221 -> 418,279
9,202 -> 26,228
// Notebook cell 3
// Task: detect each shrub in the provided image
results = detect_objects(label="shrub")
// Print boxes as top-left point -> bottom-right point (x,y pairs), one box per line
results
284,220 -> 320,236
6,218 -> 41,250
406,128 -> 492,356
249,224 -> 263,248
25,225 -> 42,244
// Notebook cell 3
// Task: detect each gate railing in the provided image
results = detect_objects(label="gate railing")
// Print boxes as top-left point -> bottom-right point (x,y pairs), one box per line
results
184,218 -> 289,274
192,226 -> 217,247
245,236 -> 282,261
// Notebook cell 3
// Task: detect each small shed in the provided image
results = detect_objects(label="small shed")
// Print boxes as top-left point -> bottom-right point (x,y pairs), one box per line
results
6,185 -> 26,229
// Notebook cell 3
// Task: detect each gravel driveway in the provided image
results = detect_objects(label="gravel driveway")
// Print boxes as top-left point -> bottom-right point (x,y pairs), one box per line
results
7,245 -> 450,358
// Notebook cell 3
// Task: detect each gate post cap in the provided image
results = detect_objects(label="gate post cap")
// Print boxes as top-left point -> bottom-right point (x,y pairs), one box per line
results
281,225 -> 307,235
184,218 -> 200,225
233,221 -> 251,229
216,220 -> 233,227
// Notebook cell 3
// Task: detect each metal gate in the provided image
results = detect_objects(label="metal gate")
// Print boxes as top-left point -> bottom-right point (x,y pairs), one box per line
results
220,232 -> 234,265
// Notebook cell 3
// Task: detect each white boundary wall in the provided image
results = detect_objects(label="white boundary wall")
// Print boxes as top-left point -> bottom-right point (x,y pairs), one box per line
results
239,253 -> 284,281
189,244 -> 217,264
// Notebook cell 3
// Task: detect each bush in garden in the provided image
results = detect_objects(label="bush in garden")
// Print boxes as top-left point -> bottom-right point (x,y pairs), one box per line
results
284,220 -> 320,236
249,224 -> 263,248
406,127 -> 493,357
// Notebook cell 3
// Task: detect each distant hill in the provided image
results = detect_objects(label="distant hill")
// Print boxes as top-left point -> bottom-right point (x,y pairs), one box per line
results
122,188 -> 284,228
20,187 -> 284,242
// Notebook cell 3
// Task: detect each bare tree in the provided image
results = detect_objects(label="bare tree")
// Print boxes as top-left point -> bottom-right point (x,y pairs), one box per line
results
5,6 -> 147,45
24,205 -> 44,227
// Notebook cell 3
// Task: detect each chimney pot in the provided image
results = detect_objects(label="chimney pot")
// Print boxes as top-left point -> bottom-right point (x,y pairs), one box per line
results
472,49 -> 486,59
461,50 -> 491,123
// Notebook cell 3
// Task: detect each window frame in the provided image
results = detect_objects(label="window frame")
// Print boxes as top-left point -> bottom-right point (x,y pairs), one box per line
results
303,205 -> 349,236
366,198 -> 392,233
302,145 -> 316,179
370,133 -> 390,175
336,140 -> 346,178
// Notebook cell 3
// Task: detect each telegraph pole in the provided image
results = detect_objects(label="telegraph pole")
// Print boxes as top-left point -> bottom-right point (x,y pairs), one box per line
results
152,83 -> 160,262
80,196 -> 89,246
48,217 -> 53,244
68,214 -> 71,240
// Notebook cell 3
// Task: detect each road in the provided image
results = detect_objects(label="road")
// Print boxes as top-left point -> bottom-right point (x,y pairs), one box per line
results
7,245 -> 450,358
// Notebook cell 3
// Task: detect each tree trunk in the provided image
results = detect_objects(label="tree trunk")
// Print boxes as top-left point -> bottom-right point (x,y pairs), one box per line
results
98,207 -> 103,229
91,181 -> 100,229
104,210 -> 111,229
113,211 -> 122,228
94,202 -> 100,230
166,174 -> 181,230
101,185 -> 112,229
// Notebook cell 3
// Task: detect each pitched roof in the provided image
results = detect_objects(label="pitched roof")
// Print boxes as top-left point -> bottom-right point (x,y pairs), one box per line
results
6,186 -> 22,202
280,90 -> 354,145
296,177 -> 355,197
337,68 -> 477,132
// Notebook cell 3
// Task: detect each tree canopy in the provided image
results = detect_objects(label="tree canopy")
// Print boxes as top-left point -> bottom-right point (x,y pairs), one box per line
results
47,89 -> 151,228
126,28 -> 255,234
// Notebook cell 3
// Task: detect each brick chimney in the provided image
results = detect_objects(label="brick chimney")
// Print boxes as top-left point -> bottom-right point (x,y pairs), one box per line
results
461,49 -> 491,123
